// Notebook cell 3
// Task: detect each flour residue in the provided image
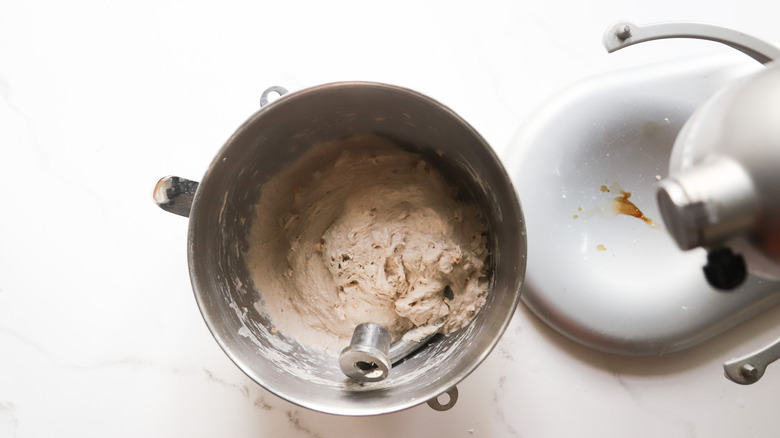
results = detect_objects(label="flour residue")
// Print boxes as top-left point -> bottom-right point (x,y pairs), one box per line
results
244,134 -> 490,354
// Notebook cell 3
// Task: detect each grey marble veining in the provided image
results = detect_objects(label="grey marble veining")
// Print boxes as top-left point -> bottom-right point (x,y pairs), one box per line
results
2,1 -> 780,437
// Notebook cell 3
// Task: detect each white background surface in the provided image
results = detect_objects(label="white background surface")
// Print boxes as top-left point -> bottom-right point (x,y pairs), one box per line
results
2,1 -> 780,437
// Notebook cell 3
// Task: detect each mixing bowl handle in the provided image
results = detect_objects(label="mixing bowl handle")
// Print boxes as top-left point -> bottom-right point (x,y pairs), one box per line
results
426,386 -> 458,411
153,86 -> 287,217
153,176 -> 199,218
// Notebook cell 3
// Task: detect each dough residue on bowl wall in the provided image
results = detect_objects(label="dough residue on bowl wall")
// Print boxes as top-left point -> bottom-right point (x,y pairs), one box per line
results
245,134 -> 489,354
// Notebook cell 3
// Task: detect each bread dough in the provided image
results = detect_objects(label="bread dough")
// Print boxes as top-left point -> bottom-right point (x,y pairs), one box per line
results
245,135 -> 489,354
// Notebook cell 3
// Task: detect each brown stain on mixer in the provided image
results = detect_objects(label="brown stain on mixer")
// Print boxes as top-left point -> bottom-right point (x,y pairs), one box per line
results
600,185 -> 655,226
614,191 -> 654,226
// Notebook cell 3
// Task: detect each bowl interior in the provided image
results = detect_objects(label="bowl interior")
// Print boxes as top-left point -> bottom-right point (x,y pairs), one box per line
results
188,82 -> 525,415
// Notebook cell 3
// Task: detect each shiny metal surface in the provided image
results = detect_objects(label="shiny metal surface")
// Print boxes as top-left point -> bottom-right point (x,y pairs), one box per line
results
259,86 -> 288,107
426,386 -> 458,411
177,82 -> 525,415
339,323 -> 392,383
387,332 -> 436,364
506,54 -> 780,356
667,61 -> 780,381
724,337 -> 780,385
657,158 -> 758,252
153,176 -> 199,217
606,20 -> 780,286
663,63 -> 780,282
603,20 -> 780,381
339,323 -> 439,383
603,21 -> 780,65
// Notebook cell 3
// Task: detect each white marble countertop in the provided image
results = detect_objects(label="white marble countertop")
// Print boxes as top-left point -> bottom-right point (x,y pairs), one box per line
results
3,1 -> 780,437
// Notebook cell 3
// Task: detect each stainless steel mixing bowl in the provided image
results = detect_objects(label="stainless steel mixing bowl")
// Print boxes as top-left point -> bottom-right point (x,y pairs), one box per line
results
154,81 -> 526,415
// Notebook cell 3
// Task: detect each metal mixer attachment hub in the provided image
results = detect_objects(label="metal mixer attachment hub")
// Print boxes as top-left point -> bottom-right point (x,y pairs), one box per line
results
339,323 -> 392,382
339,322 -> 438,382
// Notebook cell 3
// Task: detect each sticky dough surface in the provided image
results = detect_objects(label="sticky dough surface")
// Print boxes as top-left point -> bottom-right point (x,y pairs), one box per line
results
246,135 -> 489,354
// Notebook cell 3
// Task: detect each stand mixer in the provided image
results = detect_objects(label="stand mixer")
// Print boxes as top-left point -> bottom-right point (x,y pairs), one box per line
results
508,20 -> 780,386
609,21 -> 780,385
